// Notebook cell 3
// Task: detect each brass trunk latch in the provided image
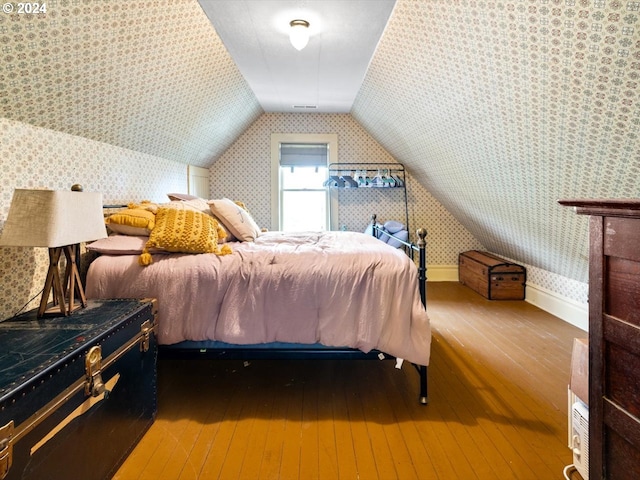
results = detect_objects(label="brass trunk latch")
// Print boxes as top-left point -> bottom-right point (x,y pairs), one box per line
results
0,421 -> 14,480
85,346 -> 105,397
140,320 -> 153,353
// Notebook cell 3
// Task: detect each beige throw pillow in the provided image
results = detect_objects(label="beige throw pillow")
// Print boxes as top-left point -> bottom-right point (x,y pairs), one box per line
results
208,198 -> 261,242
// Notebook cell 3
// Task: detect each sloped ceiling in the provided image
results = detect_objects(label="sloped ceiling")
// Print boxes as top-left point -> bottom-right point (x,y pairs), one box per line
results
353,0 -> 640,282
0,0 -> 262,167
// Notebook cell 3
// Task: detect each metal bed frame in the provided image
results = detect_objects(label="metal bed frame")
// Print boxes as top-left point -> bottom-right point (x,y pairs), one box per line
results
158,216 -> 430,404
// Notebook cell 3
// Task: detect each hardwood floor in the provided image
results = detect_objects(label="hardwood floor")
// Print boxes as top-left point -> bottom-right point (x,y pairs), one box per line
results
114,282 -> 585,480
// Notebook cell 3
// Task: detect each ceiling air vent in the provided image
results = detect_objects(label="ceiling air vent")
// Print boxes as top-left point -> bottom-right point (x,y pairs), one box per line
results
292,105 -> 317,109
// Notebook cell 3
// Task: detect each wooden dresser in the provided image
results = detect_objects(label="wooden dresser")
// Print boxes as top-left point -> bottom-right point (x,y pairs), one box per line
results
559,199 -> 640,480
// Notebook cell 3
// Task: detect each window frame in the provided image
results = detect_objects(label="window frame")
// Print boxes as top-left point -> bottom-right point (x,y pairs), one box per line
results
270,133 -> 338,231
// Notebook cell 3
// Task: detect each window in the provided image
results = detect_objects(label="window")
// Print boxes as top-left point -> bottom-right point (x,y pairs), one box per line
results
280,143 -> 328,231
271,134 -> 338,231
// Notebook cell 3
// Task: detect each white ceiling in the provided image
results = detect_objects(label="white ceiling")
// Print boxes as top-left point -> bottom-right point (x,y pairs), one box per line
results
197,0 -> 397,113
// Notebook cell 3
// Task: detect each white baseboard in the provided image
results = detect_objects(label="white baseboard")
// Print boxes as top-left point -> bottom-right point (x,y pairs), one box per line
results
426,264 -> 459,282
525,282 -> 588,332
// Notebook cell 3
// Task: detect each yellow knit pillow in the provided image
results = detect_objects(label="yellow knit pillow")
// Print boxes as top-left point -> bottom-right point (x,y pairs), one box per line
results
165,199 -> 229,242
139,207 -> 232,265
130,200 -> 160,214
105,207 -> 156,236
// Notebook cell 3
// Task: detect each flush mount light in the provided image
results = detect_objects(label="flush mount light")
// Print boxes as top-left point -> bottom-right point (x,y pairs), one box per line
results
289,19 -> 310,51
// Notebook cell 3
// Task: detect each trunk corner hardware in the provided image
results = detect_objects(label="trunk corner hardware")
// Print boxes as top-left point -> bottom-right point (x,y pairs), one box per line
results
0,421 -> 14,480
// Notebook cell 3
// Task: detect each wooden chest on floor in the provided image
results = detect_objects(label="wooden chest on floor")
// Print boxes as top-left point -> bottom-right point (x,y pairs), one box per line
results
459,250 -> 526,300
0,299 -> 157,480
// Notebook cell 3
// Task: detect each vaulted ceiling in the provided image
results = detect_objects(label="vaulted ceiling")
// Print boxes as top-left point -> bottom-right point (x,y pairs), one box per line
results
1,0 -> 639,285
198,0 -> 396,113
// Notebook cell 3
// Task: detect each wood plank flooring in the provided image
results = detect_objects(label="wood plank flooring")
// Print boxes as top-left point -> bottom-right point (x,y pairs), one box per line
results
114,282 -> 586,480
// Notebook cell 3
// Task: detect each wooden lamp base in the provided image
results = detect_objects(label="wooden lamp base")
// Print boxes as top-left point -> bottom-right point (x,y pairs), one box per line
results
38,244 -> 87,318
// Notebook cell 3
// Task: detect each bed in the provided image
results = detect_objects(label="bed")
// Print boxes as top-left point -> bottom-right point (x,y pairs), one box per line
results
85,208 -> 431,403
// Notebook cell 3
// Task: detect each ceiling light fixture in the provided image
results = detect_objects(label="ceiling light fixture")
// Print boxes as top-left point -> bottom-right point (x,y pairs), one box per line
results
289,19 -> 310,51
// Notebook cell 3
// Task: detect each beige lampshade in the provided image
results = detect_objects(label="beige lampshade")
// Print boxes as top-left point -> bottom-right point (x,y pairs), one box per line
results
0,189 -> 108,247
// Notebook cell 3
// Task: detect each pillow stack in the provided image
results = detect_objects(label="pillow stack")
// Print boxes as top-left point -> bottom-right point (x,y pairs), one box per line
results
95,194 -> 263,265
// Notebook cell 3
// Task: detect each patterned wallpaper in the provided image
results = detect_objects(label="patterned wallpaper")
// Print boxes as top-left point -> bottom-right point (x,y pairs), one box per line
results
0,117 -> 188,320
209,112 -> 484,262
353,0 -> 640,292
0,0 -> 262,320
0,0 -> 262,167
3,0 -> 631,315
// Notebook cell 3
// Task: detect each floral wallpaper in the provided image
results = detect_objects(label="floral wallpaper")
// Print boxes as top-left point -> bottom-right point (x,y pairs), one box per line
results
4,0 -> 636,316
0,117 -> 188,320
0,0 -> 262,167
353,0 -> 640,302
0,0 -> 262,320
209,112 -> 484,264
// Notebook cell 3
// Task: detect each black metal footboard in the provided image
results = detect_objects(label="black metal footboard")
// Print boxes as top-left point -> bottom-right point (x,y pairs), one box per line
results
371,214 -> 429,405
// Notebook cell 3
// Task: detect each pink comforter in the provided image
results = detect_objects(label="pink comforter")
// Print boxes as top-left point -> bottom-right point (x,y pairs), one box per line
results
86,231 -> 431,365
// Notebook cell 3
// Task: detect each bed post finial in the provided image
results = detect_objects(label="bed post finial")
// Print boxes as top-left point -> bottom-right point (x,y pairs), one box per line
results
416,228 -> 427,247
371,213 -> 377,224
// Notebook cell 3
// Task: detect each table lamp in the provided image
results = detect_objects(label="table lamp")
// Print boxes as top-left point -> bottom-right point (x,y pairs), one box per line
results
0,189 -> 108,317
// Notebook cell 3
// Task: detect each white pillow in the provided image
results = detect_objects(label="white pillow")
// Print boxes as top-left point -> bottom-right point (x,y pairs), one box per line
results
166,193 -> 200,201
167,198 -> 212,216
208,198 -> 261,242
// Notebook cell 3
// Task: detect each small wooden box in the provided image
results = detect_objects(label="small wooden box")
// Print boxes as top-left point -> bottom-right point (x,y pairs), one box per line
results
459,250 -> 526,300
